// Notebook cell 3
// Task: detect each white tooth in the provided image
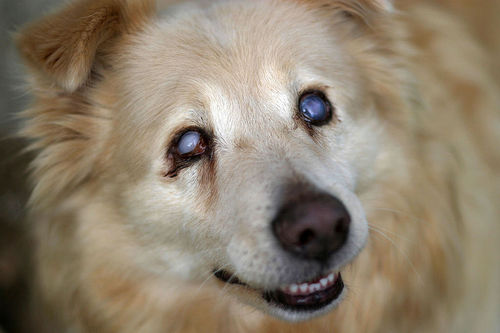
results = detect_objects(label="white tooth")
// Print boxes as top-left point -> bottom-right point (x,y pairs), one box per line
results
300,284 -> 309,293
320,278 -> 328,287
290,284 -> 298,293
309,283 -> 321,293
328,273 -> 335,282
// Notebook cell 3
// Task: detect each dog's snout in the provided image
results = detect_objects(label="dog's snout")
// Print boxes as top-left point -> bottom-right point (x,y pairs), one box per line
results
272,194 -> 351,261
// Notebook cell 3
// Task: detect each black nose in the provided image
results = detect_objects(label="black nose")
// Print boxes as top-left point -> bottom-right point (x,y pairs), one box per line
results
272,194 -> 351,261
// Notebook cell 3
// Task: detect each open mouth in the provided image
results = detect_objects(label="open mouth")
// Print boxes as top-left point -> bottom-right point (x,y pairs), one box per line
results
214,269 -> 344,311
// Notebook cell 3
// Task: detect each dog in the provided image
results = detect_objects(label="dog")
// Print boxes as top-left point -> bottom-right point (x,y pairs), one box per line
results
14,0 -> 500,332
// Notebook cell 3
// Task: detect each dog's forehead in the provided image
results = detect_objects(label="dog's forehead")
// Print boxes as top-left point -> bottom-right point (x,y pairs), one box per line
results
200,79 -> 293,143
117,0 -> 348,143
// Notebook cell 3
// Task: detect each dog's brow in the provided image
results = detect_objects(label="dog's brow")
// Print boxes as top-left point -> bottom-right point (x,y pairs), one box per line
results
187,108 -> 211,128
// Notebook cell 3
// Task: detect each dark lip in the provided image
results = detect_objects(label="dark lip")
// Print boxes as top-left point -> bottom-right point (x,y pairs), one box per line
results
263,275 -> 344,311
213,269 -> 344,312
213,269 -> 246,286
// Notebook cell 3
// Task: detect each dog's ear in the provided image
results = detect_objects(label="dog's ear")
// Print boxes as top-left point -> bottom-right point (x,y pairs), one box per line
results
336,0 -> 394,18
16,0 -> 154,92
299,0 -> 394,23
15,0 -> 154,209
367,0 -> 393,12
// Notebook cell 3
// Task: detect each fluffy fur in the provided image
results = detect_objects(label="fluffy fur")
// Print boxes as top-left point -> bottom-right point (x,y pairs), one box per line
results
16,0 -> 500,332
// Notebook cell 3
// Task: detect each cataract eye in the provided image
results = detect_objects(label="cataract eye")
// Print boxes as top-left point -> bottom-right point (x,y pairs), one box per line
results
166,129 -> 209,178
298,91 -> 333,125
176,130 -> 207,157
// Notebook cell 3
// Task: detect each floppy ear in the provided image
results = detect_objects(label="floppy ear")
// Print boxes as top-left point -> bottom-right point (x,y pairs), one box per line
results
15,0 -> 155,209
302,0 -> 394,23
337,0 -> 394,18
16,0 -> 154,92
369,0 -> 393,12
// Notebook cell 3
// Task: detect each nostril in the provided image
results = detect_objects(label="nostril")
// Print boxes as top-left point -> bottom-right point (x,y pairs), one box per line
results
298,229 -> 315,246
335,219 -> 349,233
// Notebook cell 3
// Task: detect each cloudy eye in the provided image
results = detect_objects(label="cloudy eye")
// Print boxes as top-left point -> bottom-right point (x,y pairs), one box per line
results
176,130 -> 207,157
165,129 -> 210,178
298,91 -> 333,125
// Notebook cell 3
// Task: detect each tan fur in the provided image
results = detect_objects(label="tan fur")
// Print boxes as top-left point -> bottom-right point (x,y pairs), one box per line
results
16,0 -> 500,332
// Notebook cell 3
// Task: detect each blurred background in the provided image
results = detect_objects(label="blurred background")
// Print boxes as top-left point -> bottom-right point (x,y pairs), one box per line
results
1,2 -> 61,332
0,0 -> 60,134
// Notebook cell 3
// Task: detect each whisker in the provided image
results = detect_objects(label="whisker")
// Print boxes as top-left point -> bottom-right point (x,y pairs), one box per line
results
368,224 -> 414,244
368,227 -> 424,286
219,269 -> 241,295
194,263 -> 232,296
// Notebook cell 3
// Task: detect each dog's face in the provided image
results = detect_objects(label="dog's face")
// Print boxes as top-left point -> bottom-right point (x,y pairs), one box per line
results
111,0 -> 393,321
18,0 -> 395,322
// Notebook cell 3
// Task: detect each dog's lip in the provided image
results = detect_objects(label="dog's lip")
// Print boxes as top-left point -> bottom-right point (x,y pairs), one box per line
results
264,273 -> 344,311
278,271 -> 339,295
213,269 -> 246,286
213,269 -> 344,311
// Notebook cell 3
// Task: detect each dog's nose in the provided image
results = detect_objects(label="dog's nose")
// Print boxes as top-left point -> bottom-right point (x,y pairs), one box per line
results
272,194 -> 350,261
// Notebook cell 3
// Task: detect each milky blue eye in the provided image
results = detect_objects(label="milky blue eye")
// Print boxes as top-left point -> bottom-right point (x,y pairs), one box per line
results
176,130 -> 207,157
299,92 -> 332,125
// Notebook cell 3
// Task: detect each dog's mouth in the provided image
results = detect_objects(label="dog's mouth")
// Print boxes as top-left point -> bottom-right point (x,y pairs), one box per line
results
214,269 -> 344,311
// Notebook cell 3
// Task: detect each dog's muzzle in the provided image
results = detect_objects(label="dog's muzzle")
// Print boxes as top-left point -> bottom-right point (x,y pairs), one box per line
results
215,192 -> 352,313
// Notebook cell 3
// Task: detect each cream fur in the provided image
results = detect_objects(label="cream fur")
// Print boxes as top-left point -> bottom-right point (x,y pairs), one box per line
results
16,0 -> 500,332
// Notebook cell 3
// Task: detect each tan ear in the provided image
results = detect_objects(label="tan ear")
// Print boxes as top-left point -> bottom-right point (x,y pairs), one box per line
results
16,0 -> 154,92
299,0 -> 394,22
370,0 -> 393,12
337,0 -> 394,17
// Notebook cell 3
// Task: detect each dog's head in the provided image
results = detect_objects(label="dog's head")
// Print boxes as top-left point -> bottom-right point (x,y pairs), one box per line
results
18,0 -> 406,322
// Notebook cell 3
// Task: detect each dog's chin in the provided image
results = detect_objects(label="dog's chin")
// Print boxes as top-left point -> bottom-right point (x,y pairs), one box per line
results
214,269 -> 345,322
